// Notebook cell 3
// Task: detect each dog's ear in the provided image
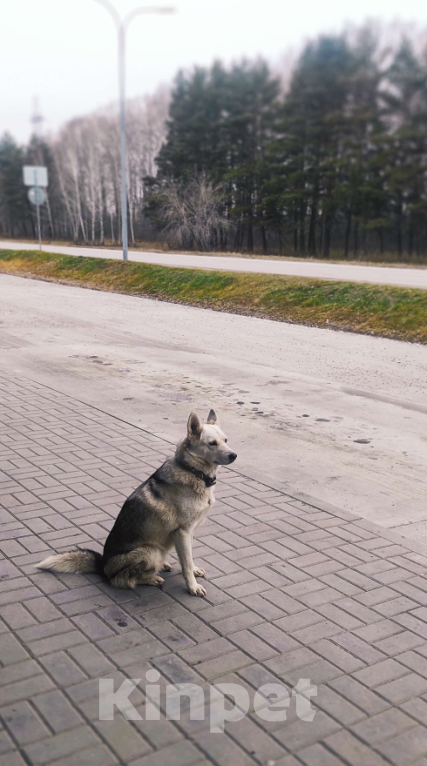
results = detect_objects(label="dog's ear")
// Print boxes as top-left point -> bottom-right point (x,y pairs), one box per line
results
187,412 -> 202,440
207,409 -> 217,425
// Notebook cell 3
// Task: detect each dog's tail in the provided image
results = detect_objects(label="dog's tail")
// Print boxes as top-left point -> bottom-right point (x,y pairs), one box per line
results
37,549 -> 103,575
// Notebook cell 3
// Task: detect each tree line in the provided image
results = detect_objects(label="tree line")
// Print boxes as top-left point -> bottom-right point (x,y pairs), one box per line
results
0,90 -> 169,246
1,25 -> 427,258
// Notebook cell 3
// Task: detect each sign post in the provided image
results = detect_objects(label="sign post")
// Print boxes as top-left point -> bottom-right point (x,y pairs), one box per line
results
23,166 -> 48,250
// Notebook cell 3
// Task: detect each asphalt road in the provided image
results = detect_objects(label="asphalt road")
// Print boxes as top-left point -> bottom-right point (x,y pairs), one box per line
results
1,239 -> 427,289
1,271 -> 426,540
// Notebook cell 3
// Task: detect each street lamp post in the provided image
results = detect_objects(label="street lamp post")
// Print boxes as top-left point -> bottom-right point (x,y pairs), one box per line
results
94,1 -> 175,260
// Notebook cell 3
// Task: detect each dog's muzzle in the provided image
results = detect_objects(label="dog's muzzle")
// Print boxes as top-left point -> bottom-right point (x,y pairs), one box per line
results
228,453 -> 237,463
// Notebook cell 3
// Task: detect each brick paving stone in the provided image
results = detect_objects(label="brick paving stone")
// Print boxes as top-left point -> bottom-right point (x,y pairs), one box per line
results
196,731 -> 257,766
0,753 -> 28,766
265,647 -> 318,677
353,619 -> 404,643
3,372 -> 427,765
314,602 -> 364,630
270,757 -> 301,766
250,623 -> 300,654
0,603 -> 36,629
314,685 -> 366,726
94,718 -> 151,761
0,701 -> 50,745
132,712 -> 183,750
394,614 -> 427,640
226,717 -> 286,762
68,643 -> 116,676
1,675 -> 55,708
237,662 -> 290,692
209,610 -> 263,636
228,629 -> 278,661
23,727 -> 100,765
46,745 -> 118,766
130,740 -> 202,766
375,630 -> 425,656
23,596 -> 63,622
325,730 -> 390,765
26,628 -> 88,657
274,711 -> 341,750
289,620 -> 342,645
310,639 -> 365,673
398,650 -> 427,678
0,729 -> 15,757
298,743 -> 351,766
194,649 -> 252,680
32,690 -> 83,733
179,638 -> 240,667
351,707 -> 416,744
377,673 -> 427,705
0,633 -> 29,665
331,631 -> 386,664
281,658 -> 344,687
328,676 -> 390,715
0,660 -> 43,689
374,595 -> 418,617
352,658 -> 409,688
39,651 -> 88,686
150,620 -> 196,651
377,726 -> 427,765
401,698 -> 427,725
274,609 -> 324,633
71,613 -> 115,640
106,638 -> 167,668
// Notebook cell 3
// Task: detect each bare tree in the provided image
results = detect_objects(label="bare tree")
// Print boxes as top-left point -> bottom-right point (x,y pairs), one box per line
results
50,85 -> 170,244
127,88 -> 170,244
158,174 -> 231,251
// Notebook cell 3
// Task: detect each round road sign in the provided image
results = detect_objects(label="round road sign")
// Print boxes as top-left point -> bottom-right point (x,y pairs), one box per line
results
28,187 -> 46,205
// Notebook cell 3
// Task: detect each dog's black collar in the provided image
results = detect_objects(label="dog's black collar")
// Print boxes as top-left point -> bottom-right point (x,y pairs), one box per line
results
177,459 -> 216,487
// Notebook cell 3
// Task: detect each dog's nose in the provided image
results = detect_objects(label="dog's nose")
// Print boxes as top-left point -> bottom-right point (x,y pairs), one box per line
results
228,452 -> 237,463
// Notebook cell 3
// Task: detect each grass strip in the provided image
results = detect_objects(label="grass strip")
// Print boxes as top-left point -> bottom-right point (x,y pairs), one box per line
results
1,248 -> 426,344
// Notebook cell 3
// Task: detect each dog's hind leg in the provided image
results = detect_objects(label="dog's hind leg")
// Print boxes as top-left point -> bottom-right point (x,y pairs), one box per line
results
104,547 -> 164,589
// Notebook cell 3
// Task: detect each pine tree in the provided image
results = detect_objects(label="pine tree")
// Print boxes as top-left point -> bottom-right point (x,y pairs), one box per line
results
0,133 -> 31,238
380,41 -> 427,256
154,60 -> 280,251
265,36 -> 355,257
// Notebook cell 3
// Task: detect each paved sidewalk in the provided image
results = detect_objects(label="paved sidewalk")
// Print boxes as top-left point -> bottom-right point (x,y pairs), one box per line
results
2,373 -> 427,766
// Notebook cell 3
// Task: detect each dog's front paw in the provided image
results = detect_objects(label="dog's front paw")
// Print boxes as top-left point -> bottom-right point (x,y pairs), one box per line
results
162,562 -> 173,572
188,583 -> 207,597
193,567 -> 206,578
148,575 -> 165,587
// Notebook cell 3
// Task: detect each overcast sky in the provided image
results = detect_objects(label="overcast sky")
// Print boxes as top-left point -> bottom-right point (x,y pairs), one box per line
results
3,0 -> 427,142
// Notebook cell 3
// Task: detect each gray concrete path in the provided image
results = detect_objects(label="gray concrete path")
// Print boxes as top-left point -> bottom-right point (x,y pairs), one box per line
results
3,372 -> 427,765
1,272 -> 426,539
1,239 -> 427,289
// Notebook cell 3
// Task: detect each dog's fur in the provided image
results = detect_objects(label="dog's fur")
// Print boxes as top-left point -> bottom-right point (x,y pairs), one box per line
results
37,410 -> 236,597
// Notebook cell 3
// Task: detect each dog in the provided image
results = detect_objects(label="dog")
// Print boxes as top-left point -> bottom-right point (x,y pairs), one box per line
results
37,410 -> 237,597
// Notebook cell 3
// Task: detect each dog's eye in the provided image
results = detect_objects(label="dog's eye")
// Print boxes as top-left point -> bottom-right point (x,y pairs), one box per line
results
225,438 -> 228,443
209,441 -> 217,447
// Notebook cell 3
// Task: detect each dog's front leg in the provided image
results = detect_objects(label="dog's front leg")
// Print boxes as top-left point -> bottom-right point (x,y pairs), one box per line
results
174,529 -> 206,597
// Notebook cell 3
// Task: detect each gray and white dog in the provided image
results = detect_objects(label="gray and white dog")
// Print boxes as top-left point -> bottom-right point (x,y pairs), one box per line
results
37,410 -> 237,597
